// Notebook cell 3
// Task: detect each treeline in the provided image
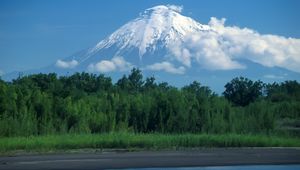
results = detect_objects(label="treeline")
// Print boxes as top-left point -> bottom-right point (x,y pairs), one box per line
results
0,68 -> 300,137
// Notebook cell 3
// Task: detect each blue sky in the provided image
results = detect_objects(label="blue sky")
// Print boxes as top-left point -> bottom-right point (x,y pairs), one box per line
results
0,0 -> 299,73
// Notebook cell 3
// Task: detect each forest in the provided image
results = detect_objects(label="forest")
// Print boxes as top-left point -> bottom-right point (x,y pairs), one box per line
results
0,68 -> 300,137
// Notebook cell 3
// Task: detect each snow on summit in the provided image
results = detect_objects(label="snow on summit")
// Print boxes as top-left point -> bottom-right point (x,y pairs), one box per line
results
90,5 -> 209,57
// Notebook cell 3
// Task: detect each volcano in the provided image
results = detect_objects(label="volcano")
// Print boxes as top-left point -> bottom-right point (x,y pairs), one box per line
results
4,5 -> 300,93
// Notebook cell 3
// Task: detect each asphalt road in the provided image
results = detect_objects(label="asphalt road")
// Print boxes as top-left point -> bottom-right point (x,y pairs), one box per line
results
1,148 -> 300,170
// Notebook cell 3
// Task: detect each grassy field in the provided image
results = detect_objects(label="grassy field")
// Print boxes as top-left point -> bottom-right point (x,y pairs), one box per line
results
0,133 -> 299,154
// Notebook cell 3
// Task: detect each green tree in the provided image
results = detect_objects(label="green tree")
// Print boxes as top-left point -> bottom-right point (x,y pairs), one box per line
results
143,76 -> 156,91
128,68 -> 144,93
116,75 -> 130,91
223,77 -> 264,106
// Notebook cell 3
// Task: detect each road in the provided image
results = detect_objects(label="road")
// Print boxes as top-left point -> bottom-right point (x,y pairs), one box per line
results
1,148 -> 300,169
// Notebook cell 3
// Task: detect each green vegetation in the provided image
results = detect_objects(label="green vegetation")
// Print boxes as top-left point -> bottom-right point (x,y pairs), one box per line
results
1,133 -> 299,153
0,68 -> 300,152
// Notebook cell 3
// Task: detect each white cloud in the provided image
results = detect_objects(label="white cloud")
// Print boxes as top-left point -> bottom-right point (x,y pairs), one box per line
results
146,61 -> 185,74
208,17 -> 300,72
55,59 -> 78,69
167,16 -> 300,72
168,28 -> 245,70
167,5 -> 183,13
186,32 -> 245,70
208,17 -> 226,30
264,74 -> 284,79
89,60 -> 116,73
111,56 -> 133,71
168,41 -> 192,67
88,56 -> 133,73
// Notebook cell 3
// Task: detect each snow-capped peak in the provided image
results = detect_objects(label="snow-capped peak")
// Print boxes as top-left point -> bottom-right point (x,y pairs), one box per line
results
71,4 -> 300,76
88,5 -> 210,58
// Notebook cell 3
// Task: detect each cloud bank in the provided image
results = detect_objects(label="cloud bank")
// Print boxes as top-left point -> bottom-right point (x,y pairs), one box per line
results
146,61 -> 185,74
55,59 -> 78,69
88,56 -> 133,73
264,74 -> 285,79
168,17 -> 300,73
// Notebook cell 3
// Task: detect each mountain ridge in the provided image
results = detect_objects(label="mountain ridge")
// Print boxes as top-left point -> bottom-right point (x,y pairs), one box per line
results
2,5 -> 300,93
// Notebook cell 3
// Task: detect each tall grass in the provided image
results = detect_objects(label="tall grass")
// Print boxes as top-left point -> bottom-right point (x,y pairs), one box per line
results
0,133 -> 299,153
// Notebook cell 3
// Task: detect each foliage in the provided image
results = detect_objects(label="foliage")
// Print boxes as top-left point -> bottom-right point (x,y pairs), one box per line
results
0,69 -> 299,137
223,77 -> 264,106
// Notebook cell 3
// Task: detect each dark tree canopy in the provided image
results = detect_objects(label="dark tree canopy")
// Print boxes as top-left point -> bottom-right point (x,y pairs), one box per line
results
128,68 -> 143,92
223,77 -> 264,106
266,81 -> 300,102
